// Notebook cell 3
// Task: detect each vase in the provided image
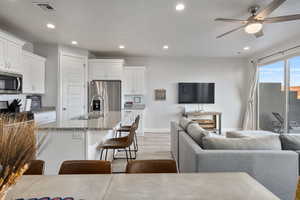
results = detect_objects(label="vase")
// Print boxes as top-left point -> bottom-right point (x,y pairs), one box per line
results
0,190 -> 8,200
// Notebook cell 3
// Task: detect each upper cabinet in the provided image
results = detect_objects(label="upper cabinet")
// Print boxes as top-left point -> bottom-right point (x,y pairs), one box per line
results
124,66 -> 146,95
88,59 -> 124,81
0,30 -> 25,73
22,51 -> 46,94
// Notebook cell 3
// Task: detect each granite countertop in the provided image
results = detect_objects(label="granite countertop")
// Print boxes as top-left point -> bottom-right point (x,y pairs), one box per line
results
124,104 -> 146,110
31,107 -> 56,113
38,111 -> 122,131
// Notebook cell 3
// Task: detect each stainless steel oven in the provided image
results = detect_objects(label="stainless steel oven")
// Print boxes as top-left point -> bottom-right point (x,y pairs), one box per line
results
0,71 -> 22,94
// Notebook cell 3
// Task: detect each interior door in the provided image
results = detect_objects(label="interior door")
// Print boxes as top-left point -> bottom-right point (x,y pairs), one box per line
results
61,54 -> 86,120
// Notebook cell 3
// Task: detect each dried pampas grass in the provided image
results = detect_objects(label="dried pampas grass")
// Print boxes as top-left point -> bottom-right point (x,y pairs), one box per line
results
0,113 -> 37,196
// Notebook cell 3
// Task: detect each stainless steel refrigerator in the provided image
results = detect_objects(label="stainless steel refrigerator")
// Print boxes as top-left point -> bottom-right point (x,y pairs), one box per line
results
88,80 -> 121,113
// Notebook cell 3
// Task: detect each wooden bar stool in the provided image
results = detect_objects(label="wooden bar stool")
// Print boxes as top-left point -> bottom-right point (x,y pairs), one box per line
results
59,160 -> 111,174
116,115 -> 140,152
126,160 -> 178,174
97,125 -> 137,162
24,160 -> 45,175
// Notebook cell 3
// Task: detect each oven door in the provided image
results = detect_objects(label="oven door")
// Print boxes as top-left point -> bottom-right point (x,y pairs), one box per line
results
0,72 -> 22,94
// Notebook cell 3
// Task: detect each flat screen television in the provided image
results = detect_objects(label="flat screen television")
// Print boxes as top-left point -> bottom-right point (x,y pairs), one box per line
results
178,83 -> 215,104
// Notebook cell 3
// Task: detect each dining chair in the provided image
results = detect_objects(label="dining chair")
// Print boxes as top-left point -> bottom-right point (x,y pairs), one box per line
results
24,160 -> 45,175
58,160 -> 111,174
125,160 -> 178,173
97,124 -> 137,162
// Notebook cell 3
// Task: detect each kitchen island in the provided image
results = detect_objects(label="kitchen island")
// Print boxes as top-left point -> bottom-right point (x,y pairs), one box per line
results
37,111 -> 126,175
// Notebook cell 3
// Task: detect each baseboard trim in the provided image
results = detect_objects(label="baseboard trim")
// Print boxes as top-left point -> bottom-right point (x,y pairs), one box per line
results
144,129 -> 170,133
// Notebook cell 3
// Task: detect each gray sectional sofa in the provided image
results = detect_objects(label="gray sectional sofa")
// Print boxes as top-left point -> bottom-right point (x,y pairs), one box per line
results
170,120 -> 299,200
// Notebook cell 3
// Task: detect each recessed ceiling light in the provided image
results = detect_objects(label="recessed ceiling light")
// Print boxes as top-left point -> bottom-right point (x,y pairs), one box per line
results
71,41 -> 78,45
243,46 -> 250,51
46,23 -> 55,29
119,45 -> 125,49
176,3 -> 185,11
163,45 -> 169,50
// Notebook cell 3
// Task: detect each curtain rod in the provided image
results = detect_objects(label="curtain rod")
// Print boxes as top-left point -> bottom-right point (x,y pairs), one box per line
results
252,44 -> 300,64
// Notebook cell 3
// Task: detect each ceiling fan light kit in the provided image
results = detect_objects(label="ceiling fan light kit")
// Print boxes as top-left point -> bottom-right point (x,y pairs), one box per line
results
215,0 -> 300,39
245,22 -> 263,34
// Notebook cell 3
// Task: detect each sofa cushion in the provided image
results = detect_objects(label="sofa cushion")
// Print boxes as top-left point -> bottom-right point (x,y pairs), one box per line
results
186,123 -> 210,147
226,130 -> 276,138
280,134 -> 300,150
179,117 -> 193,130
202,135 -> 282,150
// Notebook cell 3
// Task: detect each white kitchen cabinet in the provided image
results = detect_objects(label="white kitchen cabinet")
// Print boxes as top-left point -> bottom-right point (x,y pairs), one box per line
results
88,59 -> 124,80
0,30 -> 25,73
123,109 -> 145,136
124,66 -> 146,95
6,40 -> 22,72
22,51 -> 46,94
0,37 -> 6,70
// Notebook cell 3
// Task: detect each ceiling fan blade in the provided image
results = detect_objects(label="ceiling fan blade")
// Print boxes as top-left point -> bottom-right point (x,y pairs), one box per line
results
263,14 -> 300,23
255,0 -> 287,20
216,25 -> 247,39
215,18 -> 248,24
255,30 -> 264,38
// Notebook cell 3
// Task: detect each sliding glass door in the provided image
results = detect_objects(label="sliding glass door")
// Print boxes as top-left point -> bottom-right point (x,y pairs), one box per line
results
258,61 -> 285,132
288,56 -> 300,133
258,55 -> 300,133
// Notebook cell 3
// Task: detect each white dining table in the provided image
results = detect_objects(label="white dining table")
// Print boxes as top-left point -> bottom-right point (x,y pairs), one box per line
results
7,172 -> 279,200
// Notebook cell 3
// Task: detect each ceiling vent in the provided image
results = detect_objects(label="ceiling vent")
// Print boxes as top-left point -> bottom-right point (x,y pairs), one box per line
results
32,1 -> 55,12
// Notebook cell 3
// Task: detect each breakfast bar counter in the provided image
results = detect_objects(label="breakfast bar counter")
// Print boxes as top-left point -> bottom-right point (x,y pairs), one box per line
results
38,111 -> 122,131
7,173 -> 279,200
36,111 -> 127,175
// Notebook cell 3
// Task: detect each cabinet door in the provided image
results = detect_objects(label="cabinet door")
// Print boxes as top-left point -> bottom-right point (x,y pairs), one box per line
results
22,54 -> 33,93
124,69 -> 134,94
0,37 -> 6,70
32,58 -> 45,93
6,40 -> 22,72
134,68 -> 145,95
22,52 -> 46,94
106,63 -> 123,80
89,62 -> 107,80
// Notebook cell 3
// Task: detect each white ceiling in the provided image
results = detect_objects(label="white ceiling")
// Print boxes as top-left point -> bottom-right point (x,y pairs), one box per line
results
0,0 -> 300,58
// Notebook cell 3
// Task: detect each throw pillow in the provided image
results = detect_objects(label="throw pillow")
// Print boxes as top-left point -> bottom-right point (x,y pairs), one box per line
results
280,134 -> 300,150
202,135 -> 282,150
186,123 -> 210,147
179,117 -> 193,130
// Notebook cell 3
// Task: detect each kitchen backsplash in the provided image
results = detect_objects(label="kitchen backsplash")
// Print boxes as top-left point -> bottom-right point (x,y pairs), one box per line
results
0,94 -> 26,111
124,95 -> 145,104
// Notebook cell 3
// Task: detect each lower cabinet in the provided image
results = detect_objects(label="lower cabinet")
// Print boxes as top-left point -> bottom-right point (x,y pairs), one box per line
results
123,109 -> 145,136
22,50 -> 46,94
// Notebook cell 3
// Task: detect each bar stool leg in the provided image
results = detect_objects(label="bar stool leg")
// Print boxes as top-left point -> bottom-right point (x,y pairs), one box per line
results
105,149 -> 108,160
100,149 -> 104,160
112,149 -> 115,160
134,133 -> 139,152
124,148 -> 129,162
128,146 -> 132,160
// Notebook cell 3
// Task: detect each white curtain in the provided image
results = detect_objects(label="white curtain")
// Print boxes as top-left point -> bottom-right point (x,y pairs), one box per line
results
242,61 -> 259,130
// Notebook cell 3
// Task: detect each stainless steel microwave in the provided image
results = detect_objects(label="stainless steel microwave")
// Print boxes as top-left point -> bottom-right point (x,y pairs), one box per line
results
0,71 -> 22,94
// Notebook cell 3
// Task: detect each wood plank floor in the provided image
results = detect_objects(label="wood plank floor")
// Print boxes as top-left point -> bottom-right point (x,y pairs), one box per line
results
111,132 -> 172,173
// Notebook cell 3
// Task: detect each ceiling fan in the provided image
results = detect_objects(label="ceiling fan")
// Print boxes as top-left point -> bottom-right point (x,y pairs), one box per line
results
215,0 -> 300,39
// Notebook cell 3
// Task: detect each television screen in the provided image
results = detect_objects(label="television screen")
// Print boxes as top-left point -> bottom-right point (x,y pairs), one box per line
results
178,83 -> 215,104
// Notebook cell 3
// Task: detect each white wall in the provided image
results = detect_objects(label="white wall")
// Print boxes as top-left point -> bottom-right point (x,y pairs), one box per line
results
124,57 -> 250,132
